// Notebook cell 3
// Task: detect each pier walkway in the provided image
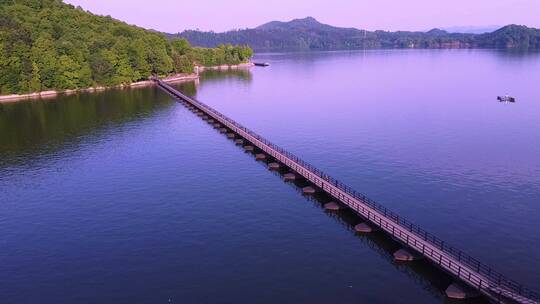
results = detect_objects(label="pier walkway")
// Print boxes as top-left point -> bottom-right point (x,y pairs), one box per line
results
155,78 -> 538,304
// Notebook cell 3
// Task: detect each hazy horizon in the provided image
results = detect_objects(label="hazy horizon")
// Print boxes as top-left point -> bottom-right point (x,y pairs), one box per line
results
64,0 -> 540,33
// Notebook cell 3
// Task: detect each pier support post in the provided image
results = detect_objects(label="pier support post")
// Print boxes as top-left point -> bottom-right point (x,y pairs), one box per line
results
354,222 -> 378,233
324,202 -> 340,211
393,249 -> 421,261
268,162 -> 280,170
445,283 -> 480,299
283,173 -> 296,181
302,186 -> 317,195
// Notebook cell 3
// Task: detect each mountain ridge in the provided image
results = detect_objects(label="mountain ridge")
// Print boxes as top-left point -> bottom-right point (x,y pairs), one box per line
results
174,17 -> 540,51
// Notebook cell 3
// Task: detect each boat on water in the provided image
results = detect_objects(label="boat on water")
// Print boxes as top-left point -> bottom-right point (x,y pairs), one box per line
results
254,62 -> 270,67
497,95 -> 516,103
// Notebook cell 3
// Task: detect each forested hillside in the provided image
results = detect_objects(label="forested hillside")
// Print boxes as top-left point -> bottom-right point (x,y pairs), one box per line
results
176,17 -> 540,52
0,0 -> 252,95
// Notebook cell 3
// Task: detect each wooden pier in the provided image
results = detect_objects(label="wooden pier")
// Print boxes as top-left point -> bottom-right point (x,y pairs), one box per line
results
154,78 -> 539,304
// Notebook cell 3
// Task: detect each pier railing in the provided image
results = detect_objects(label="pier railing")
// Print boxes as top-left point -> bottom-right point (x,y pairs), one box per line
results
156,79 -> 539,304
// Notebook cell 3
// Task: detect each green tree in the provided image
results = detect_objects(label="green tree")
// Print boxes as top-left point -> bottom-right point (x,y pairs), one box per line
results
55,55 -> 83,89
90,50 -> 115,85
146,35 -> 173,75
31,34 -> 58,89
171,38 -> 191,55
29,62 -> 41,92
0,0 -> 253,94
128,38 -> 151,79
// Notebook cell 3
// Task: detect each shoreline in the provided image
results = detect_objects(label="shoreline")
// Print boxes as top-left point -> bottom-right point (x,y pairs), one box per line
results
0,62 -> 254,103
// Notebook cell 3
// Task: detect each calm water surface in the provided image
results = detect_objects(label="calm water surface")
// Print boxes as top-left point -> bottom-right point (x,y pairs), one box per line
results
1,50 -> 539,303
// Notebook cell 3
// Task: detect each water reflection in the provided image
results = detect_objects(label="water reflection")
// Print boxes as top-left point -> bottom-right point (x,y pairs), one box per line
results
321,204 -> 488,304
199,68 -> 253,83
176,48 -> 540,299
491,48 -> 540,59
0,87 -> 172,168
1,49 -> 538,303
174,81 -> 198,96
0,67 -> 253,169
173,68 -> 253,98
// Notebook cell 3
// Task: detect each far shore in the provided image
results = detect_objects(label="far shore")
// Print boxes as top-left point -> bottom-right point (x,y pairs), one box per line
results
0,62 -> 254,103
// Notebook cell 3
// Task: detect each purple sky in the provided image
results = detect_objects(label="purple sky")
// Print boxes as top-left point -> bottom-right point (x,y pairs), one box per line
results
65,0 -> 540,33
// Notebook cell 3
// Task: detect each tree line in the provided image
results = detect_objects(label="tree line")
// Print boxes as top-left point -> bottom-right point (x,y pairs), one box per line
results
176,17 -> 540,52
0,0 -> 253,95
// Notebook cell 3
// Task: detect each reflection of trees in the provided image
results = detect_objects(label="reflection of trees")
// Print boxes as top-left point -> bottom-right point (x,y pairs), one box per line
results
172,69 -> 253,98
0,87 -> 173,167
199,68 -> 253,83
174,81 -> 198,97
491,49 -> 540,60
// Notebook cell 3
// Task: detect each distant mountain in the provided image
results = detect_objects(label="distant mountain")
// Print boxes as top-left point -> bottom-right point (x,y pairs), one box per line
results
476,24 -> 540,48
442,25 -> 501,34
256,16 -> 354,32
426,28 -> 449,36
173,17 -> 540,51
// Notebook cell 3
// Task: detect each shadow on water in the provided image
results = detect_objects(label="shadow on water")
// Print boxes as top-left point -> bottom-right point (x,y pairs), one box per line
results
297,189 -> 488,303
491,48 -> 540,59
175,81 -> 198,97
172,69 -> 252,99
199,68 -> 253,83
0,86 -> 173,169
203,114 -> 491,304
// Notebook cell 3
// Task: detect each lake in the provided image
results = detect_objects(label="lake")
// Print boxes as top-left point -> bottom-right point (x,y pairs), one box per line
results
1,49 -> 539,303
